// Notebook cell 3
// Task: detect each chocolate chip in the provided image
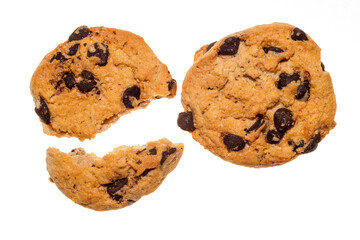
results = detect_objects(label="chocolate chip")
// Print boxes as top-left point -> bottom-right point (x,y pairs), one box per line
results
274,108 -> 294,133
266,130 -> 284,144
245,114 -> 265,133
303,133 -> 322,153
218,37 -> 240,55
105,178 -> 128,201
68,26 -> 91,42
122,86 -> 140,108
35,96 -> 50,124
77,70 -> 97,93
295,80 -> 310,101
177,112 -> 195,131
62,72 -> 76,89
168,79 -> 177,91
288,140 -> 305,152
140,168 -> 155,177
160,148 -> 177,165
149,148 -> 157,155
263,46 -> 284,54
291,27 -> 308,41
136,148 -> 146,155
50,52 -> 67,63
68,43 -> 80,56
321,62 -> 325,71
277,72 -> 300,89
87,42 -> 109,66
206,41 -> 216,51
223,134 -> 245,151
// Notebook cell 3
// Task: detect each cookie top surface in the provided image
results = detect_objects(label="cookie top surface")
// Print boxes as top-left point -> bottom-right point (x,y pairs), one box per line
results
180,23 -> 336,167
31,26 -> 176,140
46,139 -> 184,211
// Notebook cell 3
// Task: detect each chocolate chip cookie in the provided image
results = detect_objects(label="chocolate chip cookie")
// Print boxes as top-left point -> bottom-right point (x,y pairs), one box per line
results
46,139 -> 183,211
179,23 -> 336,167
31,26 -> 176,140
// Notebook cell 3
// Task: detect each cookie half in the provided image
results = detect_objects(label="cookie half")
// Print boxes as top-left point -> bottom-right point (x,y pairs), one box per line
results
179,23 -> 336,167
31,26 -> 176,140
46,139 -> 183,211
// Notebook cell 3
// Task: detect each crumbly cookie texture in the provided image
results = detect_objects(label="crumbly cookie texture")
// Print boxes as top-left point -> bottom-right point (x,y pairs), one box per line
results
179,23 -> 336,168
31,26 -> 176,140
46,139 -> 184,211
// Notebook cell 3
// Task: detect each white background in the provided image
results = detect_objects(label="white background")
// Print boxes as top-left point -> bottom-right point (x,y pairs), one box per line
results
1,0 -> 359,239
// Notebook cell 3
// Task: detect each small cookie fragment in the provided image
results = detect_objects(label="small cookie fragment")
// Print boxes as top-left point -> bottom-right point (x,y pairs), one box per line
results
46,139 -> 184,211
180,22 -> 336,167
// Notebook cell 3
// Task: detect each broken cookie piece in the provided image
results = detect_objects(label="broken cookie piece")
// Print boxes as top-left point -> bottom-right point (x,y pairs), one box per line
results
46,139 -> 184,211
30,26 -> 177,140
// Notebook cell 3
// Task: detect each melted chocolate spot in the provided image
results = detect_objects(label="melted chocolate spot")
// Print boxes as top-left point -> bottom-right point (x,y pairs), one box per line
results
263,46 -> 284,54
206,41 -> 216,51
105,178 -> 128,201
160,148 -> 177,165
274,108 -> 294,133
277,72 -> 300,89
50,52 -> 67,63
68,26 -> 91,42
68,43 -> 80,56
35,96 -> 50,124
87,42 -> 109,66
218,37 -> 240,55
223,134 -> 245,151
291,27 -> 308,41
122,86 -> 140,108
304,133 -> 322,153
245,114 -> 265,133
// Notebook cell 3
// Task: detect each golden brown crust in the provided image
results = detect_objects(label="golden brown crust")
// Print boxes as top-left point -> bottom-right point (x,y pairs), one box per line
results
31,26 -> 176,140
46,139 -> 184,211
181,23 -> 336,167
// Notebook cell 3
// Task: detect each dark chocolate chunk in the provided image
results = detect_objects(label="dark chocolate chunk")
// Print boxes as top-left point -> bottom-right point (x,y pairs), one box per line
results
223,134 -> 245,151
206,41 -> 216,51
277,72 -> 300,89
168,79 -> 177,91
266,130 -> 284,144
35,96 -> 51,124
274,108 -> 294,133
62,72 -> 76,89
321,62 -> 325,71
68,26 -> 91,42
303,133 -> 322,153
263,46 -> 284,54
218,37 -> 240,55
288,140 -> 305,152
295,80 -> 310,101
149,148 -> 157,155
50,52 -> 67,63
87,42 -> 109,66
122,86 -> 140,108
105,178 -> 128,201
245,114 -> 265,133
177,112 -> 195,131
140,168 -> 155,177
77,70 -> 97,93
291,27 -> 308,41
68,43 -> 80,56
160,148 -> 177,165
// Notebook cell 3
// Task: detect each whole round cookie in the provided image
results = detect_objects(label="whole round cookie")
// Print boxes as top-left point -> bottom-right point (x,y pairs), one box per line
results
31,26 -> 176,140
46,139 -> 184,211
179,23 -> 336,167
